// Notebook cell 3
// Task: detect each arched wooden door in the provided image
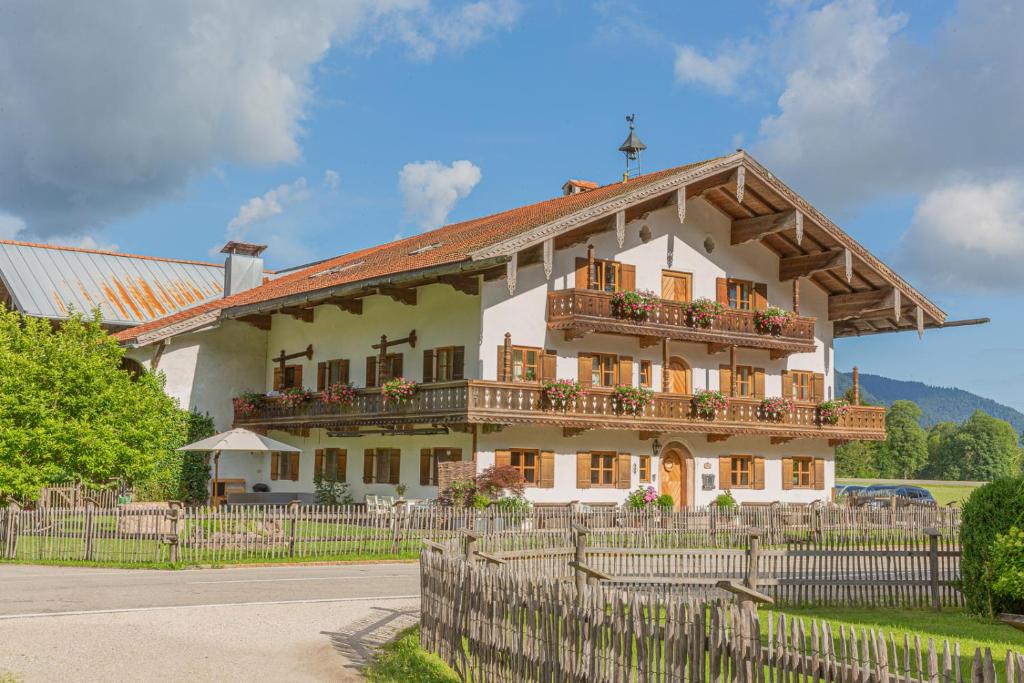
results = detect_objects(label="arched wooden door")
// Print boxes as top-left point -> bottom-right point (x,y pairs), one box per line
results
667,357 -> 692,394
659,446 -> 692,509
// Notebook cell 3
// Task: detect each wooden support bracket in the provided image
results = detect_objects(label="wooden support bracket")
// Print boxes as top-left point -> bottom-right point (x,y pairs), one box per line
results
770,437 -> 793,445
638,335 -> 662,349
437,274 -> 479,296
326,297 -> 363,315
769,349 -> 792,361
731,209 -> 797,245
280,306 -> 314,323
706,342 -> 731,355
378,287 -> 417,306
238,314 -> 272,330
563,427 -> 588,438
828,288 -> 896,321
706,434 -> 730,443
778,247 -> 849,281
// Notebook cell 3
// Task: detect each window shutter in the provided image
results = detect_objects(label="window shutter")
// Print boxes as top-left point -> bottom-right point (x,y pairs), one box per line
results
270,452 -> 280,480
719,365 -> 732,395
273,368 -> 283,391
539,451 -> 555,489
496,346 -> 507,382
616,453 -> 631,489
315,449 -> 324,477
782,458 -> 794,490
577,353 -> 593,388
389,450 -> 401,484
812,373 -> 825,402
293,366 -> 303,388
452,347 -> 465,380
575,257 -> 590,289
620,264 -> 636,292
422,349 -> 435,384
576,452 -> 591,489
289,453 -> 300,481
420,448 -> 432,486
392,354 -> 403,379
754,457 -> 765,490
317,363 -> 327,392
618,356 -> 633,387
365,357 -> 377,388
781,371 -> 792,399
541,350 -> 557,381
661,272 -> 676,300
753,282 -> 769,311
754,368 -> 765,399
337,450 -> 347,482
814,458 -> 826,490
718,456 -> 731,490
339,360 -> 350,384
363,449 -> 374,484
494,450 -> 512,469
716,278 -> 729,306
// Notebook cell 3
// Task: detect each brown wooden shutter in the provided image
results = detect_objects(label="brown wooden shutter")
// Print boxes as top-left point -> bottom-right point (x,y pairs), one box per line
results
293,366 -> 303,389
620,264 -> 636,292
754,457 -> 765,490
273,368 -> 283,391
718,456 -> 731,490
716,277 -> 729,306
452,347 -> 465,380
363,449 -> 374,484
389,450 -> 401,484
289,452 -> 300,481
270,452 -> 280,480
494,450 -> 512,469
754,368 -> 765,399
616,453 -> 631,489
575,257 -> 590,289
420,448 -> 432,486
754,282 -> 769,311
812,373 -> 825,402
617,356 -> 633,387
576,452 -> 591,489
392,354 -> 403,379
781,371 -> 792,400
541,350 -> 557,381
782,458 -> 794,490
814,458 -> 826,490
339,360 -> 350,384
317,363 -> 327,391
422,349 -> 435,383
661,273 -> 676,300
496,346 -> 507,382
578,353 -> 593,388
337,450 -> 348,482
719,365 -> 732,395
539,451 -> 555,489
315,449 -> 324,477
365,357 -> 377,388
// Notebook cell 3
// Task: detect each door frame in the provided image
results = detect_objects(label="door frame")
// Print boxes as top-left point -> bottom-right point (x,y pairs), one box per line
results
658,441 -> 694,509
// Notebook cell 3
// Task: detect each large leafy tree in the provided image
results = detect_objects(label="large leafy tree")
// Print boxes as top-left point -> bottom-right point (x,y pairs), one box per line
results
928,411 -> 1021,481
874,400 -> 929,479
0,310 -> 187,501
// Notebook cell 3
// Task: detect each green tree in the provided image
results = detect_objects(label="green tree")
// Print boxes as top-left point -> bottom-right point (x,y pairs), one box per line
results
0,310 -> 187,501
922,421 -> 960,479
835,440 -> 881,478
930,411 -> 1021,481
178,410 -> 215,504
874,400 -> 929,478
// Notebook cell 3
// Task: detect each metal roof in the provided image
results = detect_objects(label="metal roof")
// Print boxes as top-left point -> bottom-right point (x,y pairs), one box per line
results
0,240 -> 225,327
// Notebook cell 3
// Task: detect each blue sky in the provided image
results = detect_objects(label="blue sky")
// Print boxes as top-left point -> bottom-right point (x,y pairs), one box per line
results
1,1 -> 1021,410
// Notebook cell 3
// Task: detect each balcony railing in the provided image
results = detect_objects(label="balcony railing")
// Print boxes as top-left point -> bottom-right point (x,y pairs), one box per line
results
234,381 -> 885,441
546,289 -> 817,354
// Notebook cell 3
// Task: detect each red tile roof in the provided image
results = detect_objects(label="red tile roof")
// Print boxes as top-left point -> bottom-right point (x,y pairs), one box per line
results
115,158 -> 722,343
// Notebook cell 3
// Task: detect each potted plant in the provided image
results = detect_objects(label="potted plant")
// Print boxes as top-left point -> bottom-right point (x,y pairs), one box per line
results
612,385 -> 654,416
322,381 -> 357,408
542,379 -> 584,411
233,391 -> 265,417
754,306 -> 796,336
817,399 -> 851,425
610,289 -> 658,322
692,389 -> 729,419
381,377 -> 418,406
684,297 -> 724,329
278,386 -> 313,409
759,396 -> 795,422
395,483 -> 407,500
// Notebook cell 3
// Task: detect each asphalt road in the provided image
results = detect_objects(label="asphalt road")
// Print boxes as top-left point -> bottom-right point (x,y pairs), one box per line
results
0,562 -> 422,682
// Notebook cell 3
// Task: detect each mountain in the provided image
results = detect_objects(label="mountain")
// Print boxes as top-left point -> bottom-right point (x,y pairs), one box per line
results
835,371 -> 1024,433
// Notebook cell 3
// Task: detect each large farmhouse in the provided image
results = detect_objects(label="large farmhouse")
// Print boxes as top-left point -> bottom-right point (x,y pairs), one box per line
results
116,150 -> 954,507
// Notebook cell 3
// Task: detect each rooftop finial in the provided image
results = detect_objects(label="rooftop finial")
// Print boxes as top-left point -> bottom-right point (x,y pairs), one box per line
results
618,114 -> 646,181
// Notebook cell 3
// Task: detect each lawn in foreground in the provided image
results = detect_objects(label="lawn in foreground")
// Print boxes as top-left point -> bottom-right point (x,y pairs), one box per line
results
364,626 -> 458,683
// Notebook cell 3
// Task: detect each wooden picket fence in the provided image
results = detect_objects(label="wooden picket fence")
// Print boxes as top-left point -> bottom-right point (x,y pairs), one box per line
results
37,484 -> 122,509
420,551 -> 1013,683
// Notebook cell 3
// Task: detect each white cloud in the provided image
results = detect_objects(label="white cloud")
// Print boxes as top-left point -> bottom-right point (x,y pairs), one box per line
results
48,235 -> 121,252
324,169 -> 341,189
226,178 -> 312,239
673,43 -> 753,94
899,179 -> 1024,291
0,1 -> 519,240
0,213 -> 26,240
399,160 -> 482,230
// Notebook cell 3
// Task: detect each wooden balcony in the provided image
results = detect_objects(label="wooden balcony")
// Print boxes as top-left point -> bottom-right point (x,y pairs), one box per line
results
234,381 -> 886,442
546,289 -> 817,356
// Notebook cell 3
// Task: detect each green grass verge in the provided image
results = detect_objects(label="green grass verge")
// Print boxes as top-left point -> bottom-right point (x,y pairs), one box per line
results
364,626 -> 458,683
0,550 -> 418,570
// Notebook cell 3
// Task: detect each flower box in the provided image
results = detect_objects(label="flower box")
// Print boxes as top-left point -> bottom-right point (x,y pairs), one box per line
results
542,379 -> 584,411
759,396 -> 794,422
322,382 -> 357,408
817,399 -> 851,425
381,377 -> 418,406
232,391 -> 265,417
754,306 -> 796,336
692,389 -> 729,419
612,385 -> 654,416
684,298 -> 724,329
278,387 -> 313,410
611,289 -> 658,322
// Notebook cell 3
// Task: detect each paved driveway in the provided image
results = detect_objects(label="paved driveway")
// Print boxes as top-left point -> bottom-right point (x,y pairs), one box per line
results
0,563 -> 421,682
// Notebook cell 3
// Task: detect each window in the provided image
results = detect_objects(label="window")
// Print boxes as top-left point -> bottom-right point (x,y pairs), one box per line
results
420,448 -> 462,486
510,448 -> 539,485
425,346 -> 464,383
591,259 -> 622,293
791,457 -> 813,488
727,278 -> 754,310
639,360 -> 652,388
364,448 -> 401,484
271,452 -> 299,481
730,455 -> 753,488
316,448 -> 347,482
435,347 -> 454,381
274,364 -> 303,390
318,359 -> 349,391
736,365 -> 755,398
380,354 -> 403,383
590,451 -> 616,486
638,455 -> 651,483
512,346 -> 541,382
790,371 -> 813,402
591,353 -> 618,387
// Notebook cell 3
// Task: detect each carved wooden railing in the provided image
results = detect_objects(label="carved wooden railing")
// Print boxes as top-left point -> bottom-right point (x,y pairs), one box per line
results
235,381 -> 886,440
546,289 -> 817,352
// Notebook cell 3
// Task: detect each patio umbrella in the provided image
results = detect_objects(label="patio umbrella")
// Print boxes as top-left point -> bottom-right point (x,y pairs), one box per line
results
177,428 -> 301,506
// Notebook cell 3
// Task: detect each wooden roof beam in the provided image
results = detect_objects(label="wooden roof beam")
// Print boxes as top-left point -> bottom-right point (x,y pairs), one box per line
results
279,306 -> 313,323
237,314 -> 272,330
731,209 -> 797,246
325,297 -> 363,315
378,287 -> 417,306
437,274 -> 479,296
828,288 -> 897,321
779,247 -> 850,281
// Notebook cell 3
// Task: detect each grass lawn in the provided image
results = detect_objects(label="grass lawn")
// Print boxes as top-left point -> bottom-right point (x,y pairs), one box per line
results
837,478 -> 982,506
773,606 -> 1024,678
363,627 -> 458,683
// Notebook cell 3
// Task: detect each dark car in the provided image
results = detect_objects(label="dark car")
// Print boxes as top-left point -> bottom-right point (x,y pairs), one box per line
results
853,484 -> 936,508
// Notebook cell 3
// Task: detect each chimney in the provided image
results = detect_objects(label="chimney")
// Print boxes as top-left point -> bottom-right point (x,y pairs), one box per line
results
220,241 -> 267,297
562,179 -> 598,196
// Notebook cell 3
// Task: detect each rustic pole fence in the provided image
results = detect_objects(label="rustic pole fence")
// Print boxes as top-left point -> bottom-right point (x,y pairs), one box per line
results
82,497 -> 97,562
745,529 -> 760,591
925,526 -> 942,611
573,523 -> 589,598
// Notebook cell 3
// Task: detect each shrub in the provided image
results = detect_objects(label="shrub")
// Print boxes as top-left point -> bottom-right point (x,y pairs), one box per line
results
491,495 -> 533,519
655,494 -> 674,509
991,526 -> 1024,606
313,471 -> 354,506
684,298 -> 724,329
753,306 -> 795,335
961,477 -> 1024,617
714,491 -> 738,510
439,478 -> 477,508
542,379 -> 584,411
381,377 -> 418,406
475,465 -> 526,499
626,485 -> 660,509
613,385 -> 654,416
692,390 -> 729,419
611,289 -> 658,322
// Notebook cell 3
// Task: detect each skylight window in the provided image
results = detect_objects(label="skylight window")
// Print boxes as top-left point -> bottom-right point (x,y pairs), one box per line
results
310,261 -> 364,278
408,242 -> 442,255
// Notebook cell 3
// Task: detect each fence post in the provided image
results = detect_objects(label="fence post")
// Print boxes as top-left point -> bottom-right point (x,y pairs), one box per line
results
3,502 -> 20,559
463,531 -> 481,563
813,506 -> 824,542
167,501 -> 182,564
573,524 -> 590,599
925,526 -> 941,611
287,500 -> 300,558
83,497 -> 97,562
745,530 -> 761,591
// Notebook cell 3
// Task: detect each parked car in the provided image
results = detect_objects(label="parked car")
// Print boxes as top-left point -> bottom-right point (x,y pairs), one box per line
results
851,484 -> 936,508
